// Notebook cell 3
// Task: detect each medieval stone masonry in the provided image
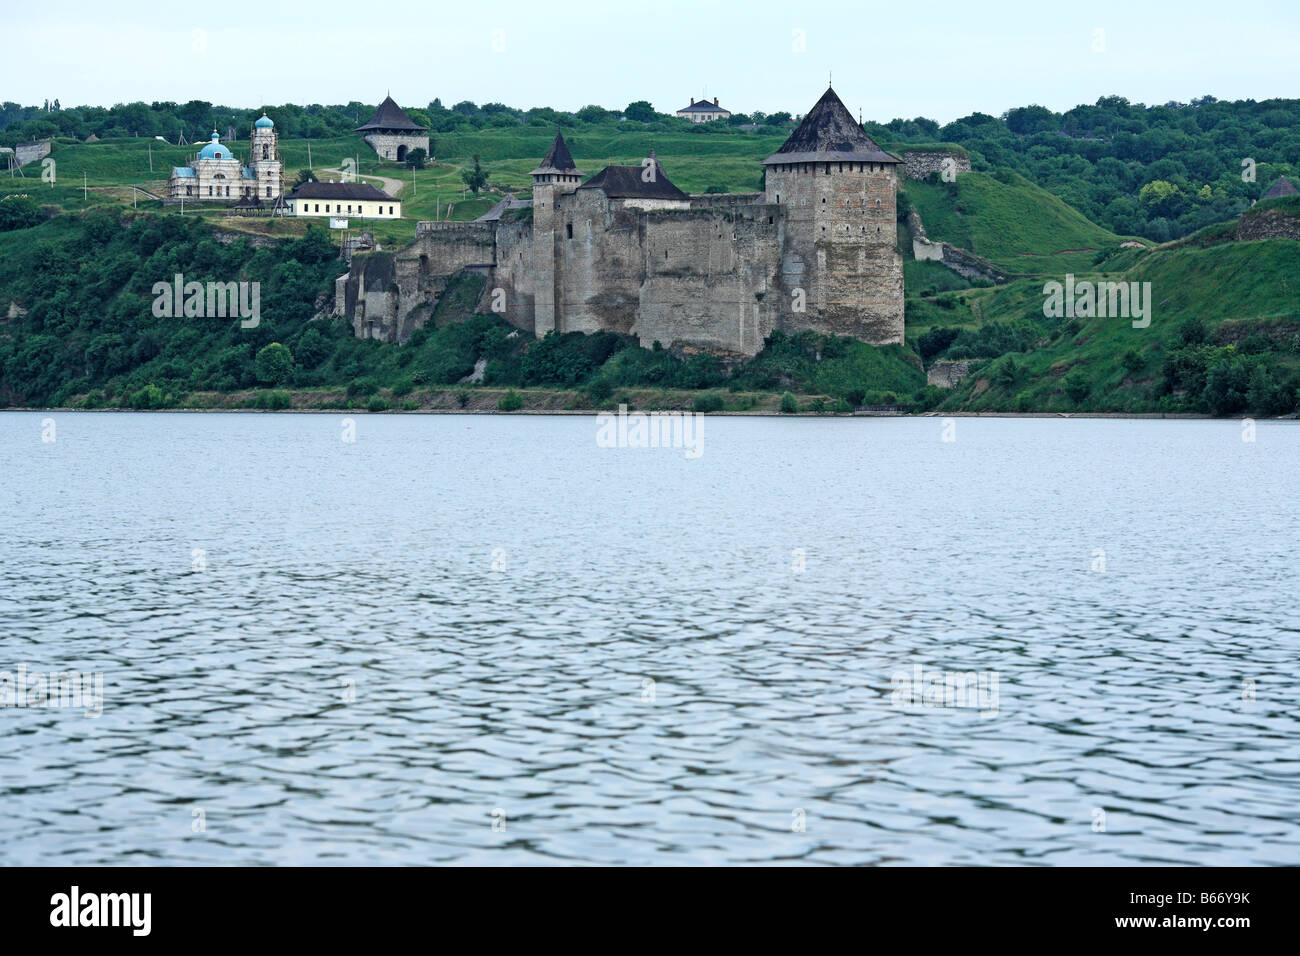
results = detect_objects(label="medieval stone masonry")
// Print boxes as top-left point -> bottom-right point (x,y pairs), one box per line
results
357,96 -> 430,162
335,87 -> 906,354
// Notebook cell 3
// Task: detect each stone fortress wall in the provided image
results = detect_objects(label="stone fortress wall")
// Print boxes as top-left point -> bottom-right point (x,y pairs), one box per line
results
335,88 -> 909,356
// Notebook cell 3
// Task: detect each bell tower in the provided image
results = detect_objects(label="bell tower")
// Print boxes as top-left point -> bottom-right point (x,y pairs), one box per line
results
249,113 -> 282,200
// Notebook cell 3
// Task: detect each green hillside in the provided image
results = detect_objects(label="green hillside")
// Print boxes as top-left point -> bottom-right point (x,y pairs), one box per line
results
902,170 -> 1134,275
2,116 -> 1298,418
915,235 -> 1300,415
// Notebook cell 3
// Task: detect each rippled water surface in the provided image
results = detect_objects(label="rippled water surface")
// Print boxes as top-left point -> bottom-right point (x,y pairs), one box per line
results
1,411 -> 1298,865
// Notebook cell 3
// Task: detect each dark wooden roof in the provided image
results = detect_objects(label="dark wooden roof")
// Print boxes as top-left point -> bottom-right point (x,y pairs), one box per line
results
679,99 -> 729,113
289,181 -> 396,201
579,154 -> 688,200
762,86 -> 899,165
1262,176 -> 1299,200
356,96 -> 427,132
530,132 -> 582,175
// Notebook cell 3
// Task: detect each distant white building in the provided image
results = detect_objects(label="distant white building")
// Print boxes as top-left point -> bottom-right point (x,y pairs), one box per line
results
169,114 -> 282,202
676,97 -> 732,123
285,181 -> 401,220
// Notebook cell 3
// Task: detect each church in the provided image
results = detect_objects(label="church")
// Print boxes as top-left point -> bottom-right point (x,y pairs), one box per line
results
168,113 -> 283,203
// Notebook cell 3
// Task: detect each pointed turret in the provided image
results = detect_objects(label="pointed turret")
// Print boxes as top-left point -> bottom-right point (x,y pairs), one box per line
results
763,86 -> 898,166
531,132 -> 583,181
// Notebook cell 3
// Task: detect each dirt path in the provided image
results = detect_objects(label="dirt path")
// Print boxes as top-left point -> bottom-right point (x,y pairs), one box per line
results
315,167 -> 405,197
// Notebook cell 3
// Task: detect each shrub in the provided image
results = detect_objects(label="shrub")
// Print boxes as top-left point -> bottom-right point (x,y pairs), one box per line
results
254,390 -> 292,410
294,327 -> 331,368
254,342 -> 294,385
1063,371 -> 1090,404
1202,358 -> 1249,415
498,389 -> 523,411
1178,317 -> 1208,345
391,377 -> 415,398
780,391 -> 798,413
692,392 -> 724,413
456,390 -> 471,408
347,377 -> 379,397
367,396 -> 389,412
129,384 -> 166,409
0,194 -> 44,231
917,326 -> 960,362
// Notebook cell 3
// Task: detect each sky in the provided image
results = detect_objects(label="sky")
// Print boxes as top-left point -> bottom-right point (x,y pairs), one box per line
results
6,0 -> 1298,124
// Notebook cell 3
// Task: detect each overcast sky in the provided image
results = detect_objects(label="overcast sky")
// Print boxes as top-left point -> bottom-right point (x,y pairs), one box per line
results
8,0 -> 1298,124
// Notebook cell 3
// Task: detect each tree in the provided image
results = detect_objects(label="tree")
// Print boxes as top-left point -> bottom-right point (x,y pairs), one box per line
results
255,342 -> 294,385
461,155 -> 488,194
293,327 -> 331,368
1202,359 -> 1249,415
0,195 -> 43,232
623,101 -> 656,123
404,148 -> 426,170
576,105 -> 613,124
294,168 -> 317,187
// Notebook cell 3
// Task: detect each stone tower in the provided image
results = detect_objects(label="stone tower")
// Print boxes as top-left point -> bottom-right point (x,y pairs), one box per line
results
356,96 -> 430,162
530,132 -> 583,335
762,86 -> 903,344
249,113 -> 282,200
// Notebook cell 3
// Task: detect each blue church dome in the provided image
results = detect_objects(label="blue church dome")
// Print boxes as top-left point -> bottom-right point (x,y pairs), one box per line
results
254,114 -> 274,129
198,130 -> 230,160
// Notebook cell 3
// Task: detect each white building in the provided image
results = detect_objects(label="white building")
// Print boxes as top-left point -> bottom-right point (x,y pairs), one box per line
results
169,114 -> 282,202
675,97 -> 732,123
286,181 -> 402,219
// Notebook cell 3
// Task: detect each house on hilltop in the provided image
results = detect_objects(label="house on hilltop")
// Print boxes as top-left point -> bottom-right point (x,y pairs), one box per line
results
357,96 -> 429,162
676,97 -> 731,123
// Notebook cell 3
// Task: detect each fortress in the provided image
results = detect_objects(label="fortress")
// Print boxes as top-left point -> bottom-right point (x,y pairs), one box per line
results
335,87 -> 905,355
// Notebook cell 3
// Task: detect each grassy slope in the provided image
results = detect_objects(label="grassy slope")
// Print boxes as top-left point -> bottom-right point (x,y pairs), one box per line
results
931,238 -> 1300,413
903,171 -> 1130,275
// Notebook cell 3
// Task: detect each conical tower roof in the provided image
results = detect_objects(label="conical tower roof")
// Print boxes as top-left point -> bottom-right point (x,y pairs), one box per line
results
356,95 -> 427,132
763,87 -> 899,165
1261,175 -> 1299,200
530,132 -> 582,176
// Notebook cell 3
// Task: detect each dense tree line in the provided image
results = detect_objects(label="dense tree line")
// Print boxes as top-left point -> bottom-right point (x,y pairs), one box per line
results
6,93 -> 1296,241
871,95 -> 1300,241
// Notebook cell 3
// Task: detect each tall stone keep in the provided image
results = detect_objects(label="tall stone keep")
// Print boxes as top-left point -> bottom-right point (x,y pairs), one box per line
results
530,132 -> 583,335
762,86 -> 903,344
